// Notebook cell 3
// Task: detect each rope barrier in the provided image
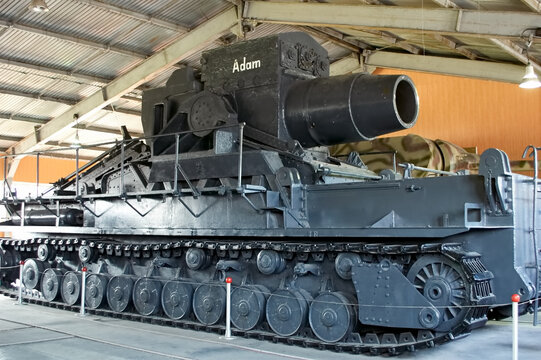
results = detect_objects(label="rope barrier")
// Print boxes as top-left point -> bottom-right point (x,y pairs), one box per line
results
0,265 -> 22,270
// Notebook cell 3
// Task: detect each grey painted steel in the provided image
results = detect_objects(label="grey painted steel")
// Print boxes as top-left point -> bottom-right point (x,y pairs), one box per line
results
107,276 -> 133,313
406,256 -> 469,333
309,292 -> 356,343
41,268 -> 65,301
37,244 -> 55,262
61,271 -> 81,306
161,280 -> 193,320
352,261 -> 441,330
0,32 -> 539,353
266,289 -> 311,337
22,259 -> 48,290
133,278 -> 162,316
193,283 -> 226,326
85,274 -> 108,309
230,285 -> 268,331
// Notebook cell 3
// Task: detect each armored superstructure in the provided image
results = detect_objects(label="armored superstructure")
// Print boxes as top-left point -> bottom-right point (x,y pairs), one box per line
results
0,32 -> 539,354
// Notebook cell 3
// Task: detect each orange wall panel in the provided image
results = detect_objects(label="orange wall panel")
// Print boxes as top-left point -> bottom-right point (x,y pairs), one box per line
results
375,69 -> 541,160
10,157 -> 86,184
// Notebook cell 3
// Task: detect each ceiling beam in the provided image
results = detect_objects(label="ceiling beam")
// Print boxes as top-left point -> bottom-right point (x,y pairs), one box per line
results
0,134 -> 23,142
46,141 -> 110,153
430,0 -> 541,74
432,34 -> 480,60
329,53 -> 377,75
0,88 -> 141,117
243,1 -> 541,38
0,113 -> 142,138
360,29 -> 422,54
355,1 -> 484,60
0,113 -> 48,124
520,0 -> 541,12
330,54 -> 360,75
0,87 -> 76,106
490,39 -> 541,74
74,124 -> 143,138
0,19 -> 147,60
299,26 -> 370,52
364,51 -> 527,83
76,0 -> 190,33
0,58 -> 111,84
7,7 -> 238,159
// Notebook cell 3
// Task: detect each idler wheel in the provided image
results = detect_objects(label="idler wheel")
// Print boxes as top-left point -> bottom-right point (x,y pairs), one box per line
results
309,292 -> 356,343
61,271 -> 82,306
107,276 -> 133,313
133,278 -> 162,316
41,268 -> 65,301
256,250 -> 285,275
161,280 -> 193,320
231,285 -> 269,331
193,283 -> 226,325
85,274 -> 108,309
406,255 -> 470,332
266,289 -> 311,336
22,259 -> 48,290
37,244 -> 55,262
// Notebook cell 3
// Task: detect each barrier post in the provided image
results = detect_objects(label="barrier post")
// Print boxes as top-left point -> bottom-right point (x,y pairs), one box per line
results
17,260 -> 25,305
225,277 -> 233,339
80,267 -> 87,316
512,294 -> 520,360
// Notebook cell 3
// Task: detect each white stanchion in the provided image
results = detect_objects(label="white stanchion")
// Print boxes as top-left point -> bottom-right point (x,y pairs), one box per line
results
16,260 -> 25,305
224,276 -> 234,340
80,267 -> 87,316
512,294 -> 520,360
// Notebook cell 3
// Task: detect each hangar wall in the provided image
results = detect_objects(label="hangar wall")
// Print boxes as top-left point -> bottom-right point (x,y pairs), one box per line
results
376,68 -> 541,161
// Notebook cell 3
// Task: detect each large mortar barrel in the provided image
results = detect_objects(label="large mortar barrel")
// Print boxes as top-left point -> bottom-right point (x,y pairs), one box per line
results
284,74 -> 419,148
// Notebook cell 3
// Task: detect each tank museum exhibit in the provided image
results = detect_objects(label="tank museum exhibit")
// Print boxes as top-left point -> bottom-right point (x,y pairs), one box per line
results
0,1 -> 540,359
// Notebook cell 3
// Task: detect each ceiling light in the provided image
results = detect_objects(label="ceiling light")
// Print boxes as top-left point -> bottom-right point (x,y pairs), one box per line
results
70,132 -> 82,149
519,30 -> 541,89
28,0 -> 49,13
519,63 -> 541,89
71,114 -> 81,149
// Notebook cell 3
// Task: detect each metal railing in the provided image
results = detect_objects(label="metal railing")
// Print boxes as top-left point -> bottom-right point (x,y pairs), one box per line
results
523,145 -> 541,326
0,122 -> 248,223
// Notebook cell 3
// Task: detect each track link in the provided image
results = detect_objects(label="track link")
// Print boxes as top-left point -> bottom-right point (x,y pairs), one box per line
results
0,237 -> 494,355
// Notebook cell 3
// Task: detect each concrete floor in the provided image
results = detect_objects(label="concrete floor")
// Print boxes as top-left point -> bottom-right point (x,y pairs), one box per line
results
0,296 -> 540,360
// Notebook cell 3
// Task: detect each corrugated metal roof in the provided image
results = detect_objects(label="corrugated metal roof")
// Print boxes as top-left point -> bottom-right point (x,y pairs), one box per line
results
89,111 -> 143,134
151,0 -> 231,28
20,0 -> 143,49
109,22 -> 178,54
17,98 -> 72,119
0,62 -> 105,87
0,120 -> 36,137
0,28 -> 98,69
77,51 -> 142,79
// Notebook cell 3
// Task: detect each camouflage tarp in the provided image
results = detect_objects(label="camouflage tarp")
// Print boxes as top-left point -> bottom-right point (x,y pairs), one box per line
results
330,134 -> 538,177
329,134 -> 479,177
